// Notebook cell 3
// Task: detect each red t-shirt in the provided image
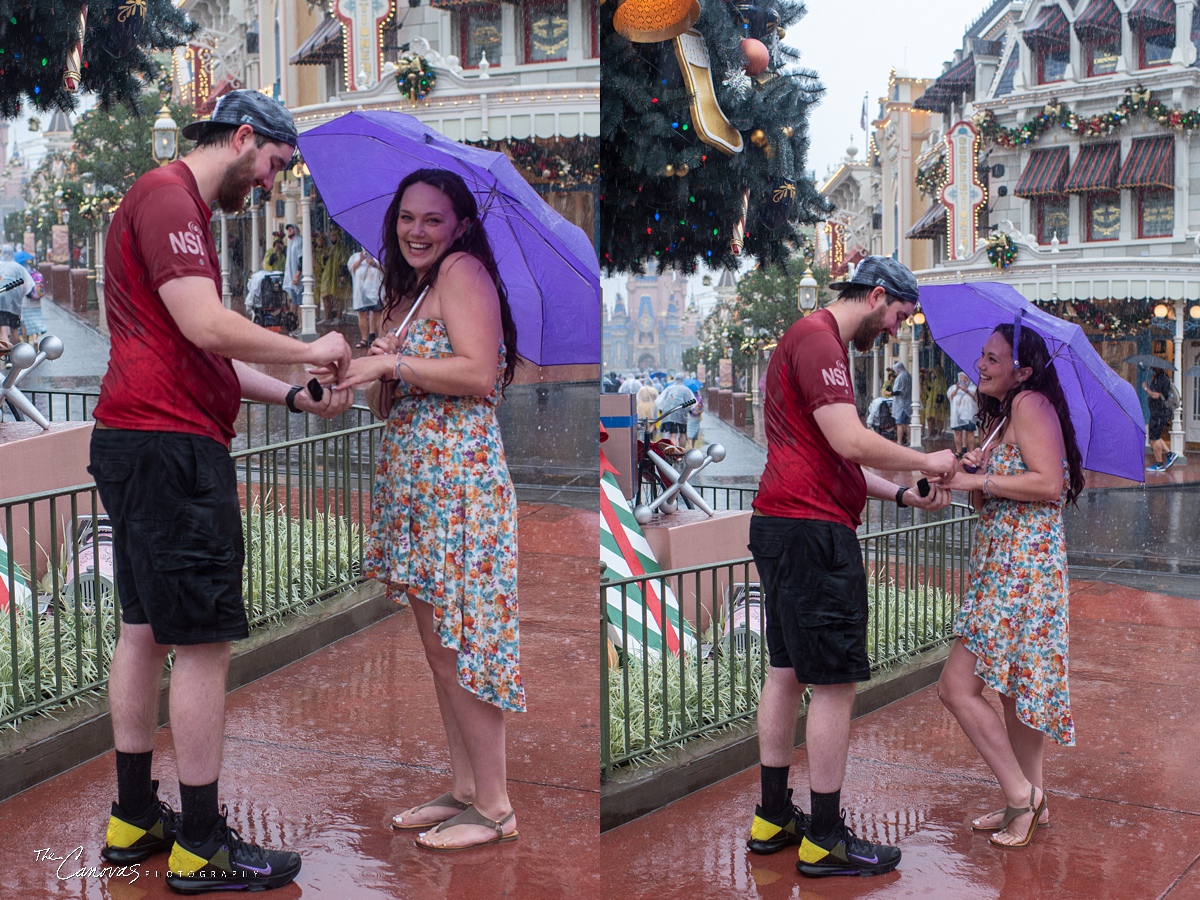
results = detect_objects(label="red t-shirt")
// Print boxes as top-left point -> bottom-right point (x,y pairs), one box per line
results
753,309 -> 867,528
93,161 -> 240,445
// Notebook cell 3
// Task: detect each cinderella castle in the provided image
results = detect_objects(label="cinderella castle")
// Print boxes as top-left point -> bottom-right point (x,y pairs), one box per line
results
603,271 -> 716,375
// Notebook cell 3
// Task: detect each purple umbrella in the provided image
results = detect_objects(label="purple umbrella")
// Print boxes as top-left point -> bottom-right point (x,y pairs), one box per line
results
297,111 -> 599,366
920,282 -> 1146,482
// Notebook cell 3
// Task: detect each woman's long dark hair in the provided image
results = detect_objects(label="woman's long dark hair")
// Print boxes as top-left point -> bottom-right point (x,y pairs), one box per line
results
976,323 -> 1085,504
379,168 -> 519,390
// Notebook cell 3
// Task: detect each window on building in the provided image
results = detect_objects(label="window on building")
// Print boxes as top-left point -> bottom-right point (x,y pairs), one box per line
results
524,0 -> 569,63
1139,188 -> 1174,237
1037,196 -> 1069,244
1037,47 -> 1070,83
460,4 -> 503,69
1140,26 -> 1174,68
1087,191 -> 1121,241
1087,39 -> 1121,76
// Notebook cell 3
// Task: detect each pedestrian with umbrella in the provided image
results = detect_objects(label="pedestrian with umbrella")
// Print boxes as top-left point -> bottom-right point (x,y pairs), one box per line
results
311,168 -> 526,851
920,282 -> 1131,851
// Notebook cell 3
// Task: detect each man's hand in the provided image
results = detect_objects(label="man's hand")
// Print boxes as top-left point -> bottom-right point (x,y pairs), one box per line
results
307,331 -> 352,381
295,381 -> 355,418
920,448 -> 959,481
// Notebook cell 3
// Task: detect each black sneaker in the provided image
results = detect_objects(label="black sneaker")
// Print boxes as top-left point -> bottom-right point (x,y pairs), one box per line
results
165,808 -> 301,894
796,812 -> 901,878
102,780 -> 179,863
747,788 -> 807,854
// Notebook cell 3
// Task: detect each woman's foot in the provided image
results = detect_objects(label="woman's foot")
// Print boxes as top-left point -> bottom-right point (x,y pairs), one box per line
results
415,806 -> 518,850
989,786 -> 1047,848
972,800 -> 1049,831
390,792 -> 470,831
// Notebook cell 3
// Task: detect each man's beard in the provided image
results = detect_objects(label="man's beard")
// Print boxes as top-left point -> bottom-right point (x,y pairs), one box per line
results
852,303 -> 888,352
215,152 -> 257,213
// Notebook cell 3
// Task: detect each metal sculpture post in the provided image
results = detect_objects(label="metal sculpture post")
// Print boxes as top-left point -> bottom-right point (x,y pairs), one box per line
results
0,336 -> 64,429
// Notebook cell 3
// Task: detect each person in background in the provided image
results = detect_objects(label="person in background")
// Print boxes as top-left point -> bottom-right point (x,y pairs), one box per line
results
318,225 -> 351,324
636,377 -> 659,437
655,372 -> 697,447
282,223 -> 302,306
923,366 -> 949,439
891,360 -> 912,445
618,373 -> 641,394
264,236 -> 286,272
0,244 -> 35,347
947,371 -> 979,456
686,388 -> 704,448
1143,365 -> 1177,472
348,248 -> 383,349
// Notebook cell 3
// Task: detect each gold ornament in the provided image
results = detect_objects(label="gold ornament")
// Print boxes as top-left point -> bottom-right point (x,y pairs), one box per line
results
750,128 -> 768,147
781,126 -> 794,138
777,27 -> 786,39
677,163 -> 690,176
664,164 -> 675,176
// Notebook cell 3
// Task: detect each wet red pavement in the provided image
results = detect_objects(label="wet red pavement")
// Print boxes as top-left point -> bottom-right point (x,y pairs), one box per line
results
601,579 -> 1200,899
0,502 -> 599,899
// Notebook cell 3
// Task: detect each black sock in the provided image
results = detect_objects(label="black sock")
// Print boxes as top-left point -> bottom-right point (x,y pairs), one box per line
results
180,780 -> 221,845
810,789 -> 842,839
760,765 -> 790,818
115,751 -> 154,819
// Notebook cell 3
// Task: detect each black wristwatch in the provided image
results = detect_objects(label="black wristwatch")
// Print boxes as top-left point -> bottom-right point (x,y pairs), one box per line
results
895,486 -> 908,508
285,384 -> 303,413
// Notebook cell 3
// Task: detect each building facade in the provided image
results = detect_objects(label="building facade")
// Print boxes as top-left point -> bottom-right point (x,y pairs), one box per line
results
604,271 -> 698,376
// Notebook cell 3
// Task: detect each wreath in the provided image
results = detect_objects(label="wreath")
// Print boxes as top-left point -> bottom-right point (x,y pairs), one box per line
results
986,232 -> 1017,269
395,53 -> 436,102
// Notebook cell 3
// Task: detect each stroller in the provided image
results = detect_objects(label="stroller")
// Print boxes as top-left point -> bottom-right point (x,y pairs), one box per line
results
246,270 -> 298,333
867,396 -> 897,441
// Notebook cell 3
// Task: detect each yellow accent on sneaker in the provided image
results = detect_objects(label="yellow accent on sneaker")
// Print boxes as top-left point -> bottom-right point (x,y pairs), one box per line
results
798,838 -> 831,865
168,842 -> 209,876
106,816 -> 149,849
749,815 -> 786,842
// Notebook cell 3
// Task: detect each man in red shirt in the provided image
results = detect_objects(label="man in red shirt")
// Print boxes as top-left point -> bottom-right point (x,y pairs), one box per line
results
745,256 -> 957,878
90,90 -> 353,893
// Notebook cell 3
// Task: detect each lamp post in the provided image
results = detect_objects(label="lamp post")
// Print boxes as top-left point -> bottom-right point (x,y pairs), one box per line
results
797,267 -> 818,314
908,311 -> 926,447
152,106 -> 178,166
295,161 -> 317,340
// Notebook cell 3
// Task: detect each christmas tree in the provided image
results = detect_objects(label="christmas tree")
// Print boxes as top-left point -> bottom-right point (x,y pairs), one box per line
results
0,0 -> 198,118
601,0 -> 831,275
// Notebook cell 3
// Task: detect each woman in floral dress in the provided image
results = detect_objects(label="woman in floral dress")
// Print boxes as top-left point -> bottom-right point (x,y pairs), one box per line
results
313,168 -> 522,851
939,323 -> 1084,849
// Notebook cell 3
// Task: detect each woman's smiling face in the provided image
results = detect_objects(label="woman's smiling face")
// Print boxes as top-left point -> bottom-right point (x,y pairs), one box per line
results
976,331 -> 1022,399
394,182 -> 467,276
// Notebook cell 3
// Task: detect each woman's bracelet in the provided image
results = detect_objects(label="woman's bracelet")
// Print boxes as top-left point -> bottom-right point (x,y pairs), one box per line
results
983,473 -> 996,499
394,355 -> 415,387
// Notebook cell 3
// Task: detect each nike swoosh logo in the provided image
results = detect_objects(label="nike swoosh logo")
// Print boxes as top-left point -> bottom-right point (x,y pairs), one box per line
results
850,853 -> 878,864
240,863 -> 272,875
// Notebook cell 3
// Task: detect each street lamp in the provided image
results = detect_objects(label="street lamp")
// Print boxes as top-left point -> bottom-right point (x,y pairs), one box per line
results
798,267 -> 818,313
152,106 -> 178,166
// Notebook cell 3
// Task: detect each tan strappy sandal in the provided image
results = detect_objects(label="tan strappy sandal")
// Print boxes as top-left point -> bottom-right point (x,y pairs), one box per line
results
988,788 -> 1047,849
972,795 -> 1050,832
414,806 -> 519,851
389,792 -> 470,831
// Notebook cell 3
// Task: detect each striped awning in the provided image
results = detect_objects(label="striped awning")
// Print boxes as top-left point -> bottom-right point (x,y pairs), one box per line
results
1014,146 -> 1070,198
290,16 -> 342,65
905,203 -> 947,239
1117,136 -> 1175,188
1022,4 -> 1070,50
1064,142 -> 1119,193
1074,0 -> 1122,42
1128,0 -> 1174,30
914,55 -> 975,112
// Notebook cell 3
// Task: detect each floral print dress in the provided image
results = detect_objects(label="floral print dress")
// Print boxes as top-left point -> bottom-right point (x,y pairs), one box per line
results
365,318 -> 525,712
954,443 -> 1074,746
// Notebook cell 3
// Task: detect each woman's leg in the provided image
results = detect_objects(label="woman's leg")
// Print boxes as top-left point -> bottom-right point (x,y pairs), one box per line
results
408,596 -> 515,847
970,693 -> 1048,830
937,640 -> 1043,842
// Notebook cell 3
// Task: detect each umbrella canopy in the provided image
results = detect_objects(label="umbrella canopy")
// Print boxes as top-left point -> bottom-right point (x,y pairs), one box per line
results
920,282 -> 1146,482
684,378 -> 703,392
1184,365 -> 1200,378
297,111 -> 600,366
1122,353 -> 1175,371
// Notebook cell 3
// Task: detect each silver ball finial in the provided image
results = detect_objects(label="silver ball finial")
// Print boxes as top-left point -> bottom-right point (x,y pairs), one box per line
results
706,443 -> 727,463
38,334 -> 64,360
8,342 -> 36,369
683,448 -> 706,470
633,505 -> 653,526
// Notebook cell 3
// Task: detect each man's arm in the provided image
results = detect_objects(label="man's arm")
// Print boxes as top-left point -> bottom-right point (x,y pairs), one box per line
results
160,275 -> 349,371
232,360 -> 354,418
812,402 -> 957,478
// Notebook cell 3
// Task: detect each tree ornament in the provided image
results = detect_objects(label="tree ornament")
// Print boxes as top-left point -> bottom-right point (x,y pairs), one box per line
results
731,189 -> 750,254
673,30 -> 744,154
734,3 -> 780,41
741,38 -> 769,76
63,5 -> 88,93
755,180 -> 795,231
722,67 -> 752,100
613,0 -> 700,42
105,0 -> 147,58
781,125 -> 794,138
664,164 -> 675,176
777,27 -> 786,39
749,128 -> 768,147
676,163 -> 690,176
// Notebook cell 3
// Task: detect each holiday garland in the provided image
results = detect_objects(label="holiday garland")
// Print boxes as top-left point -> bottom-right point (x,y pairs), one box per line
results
915,155 -> 946,199
394,52 -> 435,102
972,84 -> 1198,149
986,232 -> 1017,269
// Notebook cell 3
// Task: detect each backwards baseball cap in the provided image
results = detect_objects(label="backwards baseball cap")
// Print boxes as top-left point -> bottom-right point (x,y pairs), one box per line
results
828,255 -> 920,304
181,90 -> 299,148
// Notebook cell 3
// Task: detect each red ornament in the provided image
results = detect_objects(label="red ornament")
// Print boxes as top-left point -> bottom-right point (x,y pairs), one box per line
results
741,38 -> 769,76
